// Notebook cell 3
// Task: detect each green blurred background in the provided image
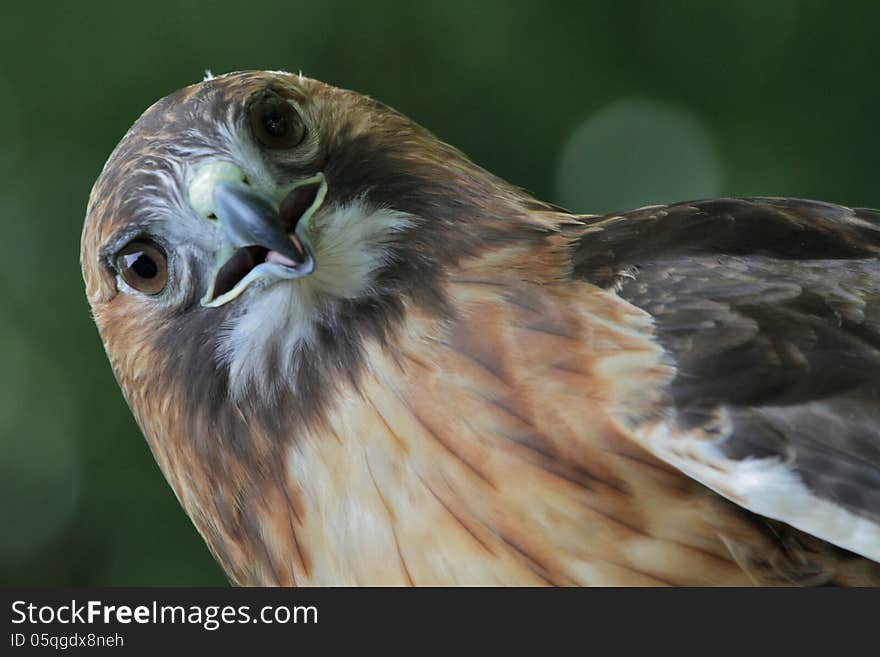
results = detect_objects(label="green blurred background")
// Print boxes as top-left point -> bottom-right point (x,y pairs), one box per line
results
1,1 -> 878,586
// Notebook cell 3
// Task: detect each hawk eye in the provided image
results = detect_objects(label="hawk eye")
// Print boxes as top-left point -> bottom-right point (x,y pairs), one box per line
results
115,240 -> 168,295
249,92 -> 305,149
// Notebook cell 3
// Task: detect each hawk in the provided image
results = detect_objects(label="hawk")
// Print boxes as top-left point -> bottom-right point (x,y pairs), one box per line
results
81,71 -> 880,586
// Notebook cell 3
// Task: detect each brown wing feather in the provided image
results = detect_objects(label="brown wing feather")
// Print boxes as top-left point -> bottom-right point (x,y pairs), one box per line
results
571,197 -> 880,560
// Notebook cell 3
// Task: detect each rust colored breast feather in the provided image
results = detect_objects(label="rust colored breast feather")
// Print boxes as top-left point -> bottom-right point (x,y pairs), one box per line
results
220,244 -> 782,584
124,240 -> 879,585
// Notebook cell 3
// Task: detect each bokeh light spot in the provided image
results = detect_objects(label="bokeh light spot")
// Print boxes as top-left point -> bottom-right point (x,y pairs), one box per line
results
555,98 -> 724,214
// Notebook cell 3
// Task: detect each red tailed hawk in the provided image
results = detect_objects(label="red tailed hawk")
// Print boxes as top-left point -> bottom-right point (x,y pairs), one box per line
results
81,71 -> 880,585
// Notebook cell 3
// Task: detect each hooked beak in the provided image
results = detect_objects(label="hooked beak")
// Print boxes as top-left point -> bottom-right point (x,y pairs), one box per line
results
201,173 -> 326,307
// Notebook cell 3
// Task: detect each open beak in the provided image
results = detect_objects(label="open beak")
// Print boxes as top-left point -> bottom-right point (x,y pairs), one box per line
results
201,174 -> 326,307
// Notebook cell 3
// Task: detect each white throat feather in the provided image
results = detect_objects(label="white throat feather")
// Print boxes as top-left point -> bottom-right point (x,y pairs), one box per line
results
215,199 -> 412,400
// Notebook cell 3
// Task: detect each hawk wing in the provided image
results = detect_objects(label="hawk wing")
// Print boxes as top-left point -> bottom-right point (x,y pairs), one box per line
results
572,197 -> 880,562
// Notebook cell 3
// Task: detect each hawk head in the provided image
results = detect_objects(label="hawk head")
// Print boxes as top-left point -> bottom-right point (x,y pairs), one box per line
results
81,72 -> 561,583
81,70 -> 549,468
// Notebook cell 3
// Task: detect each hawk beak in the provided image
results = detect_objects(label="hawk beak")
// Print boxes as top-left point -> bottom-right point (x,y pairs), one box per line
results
201,174 -> 326,307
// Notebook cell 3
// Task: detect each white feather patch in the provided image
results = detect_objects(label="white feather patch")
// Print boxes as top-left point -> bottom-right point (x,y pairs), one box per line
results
634,419 -> 880,563
216,199 -> 412,398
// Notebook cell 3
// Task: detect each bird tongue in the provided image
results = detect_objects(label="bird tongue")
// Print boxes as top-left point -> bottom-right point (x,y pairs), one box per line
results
208,232 -> 309,302
266,249 -> 300,267
266,231 -> 308,267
